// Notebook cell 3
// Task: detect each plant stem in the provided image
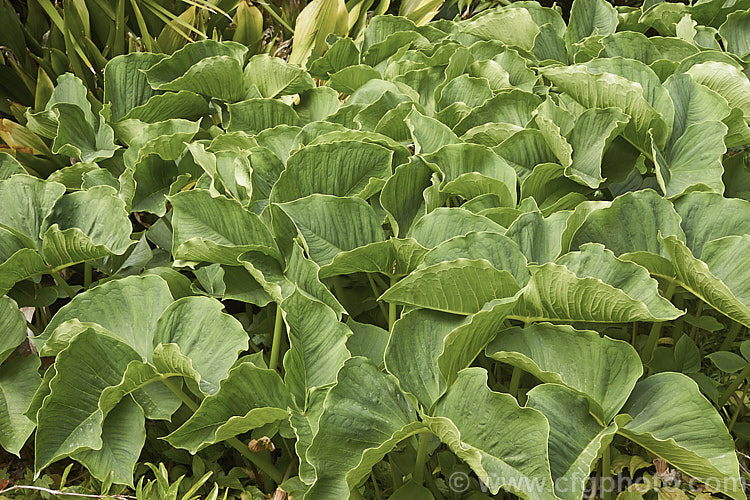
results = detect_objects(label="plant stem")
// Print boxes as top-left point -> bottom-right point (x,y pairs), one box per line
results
367,273 -> 389,324
332,276 -> 346,298
719,362 -> 750,407
720,322 -> 743,352
350,487 -> 367,500
424,463 -> 446,500
83,262 -> 93,289
226,437 -> 284,484
641,322 -> 663,365
114,0 -> 125,55
389,457 -> 403,490
161,377 -> 198,411
600,445 -> 614,500
53,270 -> 77,297
161,377 -> 285,484
671,296 -> 684,341
508,366 -> 522,398
641,282 -> 677,364
589,463 -> 600,500
689,301 -> 704,341
26,321 -> 41,337
728,382 -> 748,433
269,303 -> 284,371
388,275 -> 398,331
255,1 -> 295,33
413,433 -> 431,484
371,472 -> 383,500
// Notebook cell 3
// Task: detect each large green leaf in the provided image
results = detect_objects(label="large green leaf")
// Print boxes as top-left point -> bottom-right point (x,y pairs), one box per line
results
386,297 -> 517,408
462,8 -> 540,51
94,359 -> 182,422
505,210 -> 571,264
127,155 -> 181,216
380,259 -> 521,315
436,75 -> 492,111
422,143 -> 517,205
319,238 -> 428,278
0,153 -> 25,179
406,207 -> 506,249
541,65 -> 669,154
308,37 -> 360,79
144,40 -> 247,101
41,186 -> 133,269
227,99 -> 303,133
422,231 -> 530,285
116,119 -> 199,169
0,295 -> 28,364
281,290 -> 351,406
565,107 -> 628,188
290,388 -> 327,484
71,396 -> 145,488
569,189 -> 685,261
487,322 -> 642,422
170,189 -> 279,265
188,142 -> 253,206
37,275 -> 174,359
0,246 -> 49,296
26,73 -> 92,139
239,241 -> 343,314
556,243 -> 682,320
510,257 -> 683,323
245,54 -> 315,98
295,87 -> 341,122
380,159 -> 432,237
565,0 -> 618,45
271,141 -> 393,202
684,61 -> 750,122
34,330 -> 141,475
405,107 -> 460,155
120,91 -> 209,123
306,357 -> 424,499
386,309 -> 462,408
51,104 -> 119,163
165,363 -> 292,453
493,129 -> 558,180
662,234 -> 750,328
453,90 -> 541,136
526,384 -> 618,500
276,194 -> 386,265
674,192 -> 750,258
153,296 -> 248,394
719,9 -> 750,57
194,263 -> 273,306
652,75 -> 729,198
615,373 -> 745,500
584,57 -> 674,131
664,73 -> 731,143
327,66 -> 382,94
424,368 -> 556,499
104,53 -> 167,122
0,355 -> 41,456
0,174 -> 65,248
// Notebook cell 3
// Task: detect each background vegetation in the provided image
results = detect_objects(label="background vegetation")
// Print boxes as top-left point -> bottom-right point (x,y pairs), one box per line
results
1,0 -> 750,499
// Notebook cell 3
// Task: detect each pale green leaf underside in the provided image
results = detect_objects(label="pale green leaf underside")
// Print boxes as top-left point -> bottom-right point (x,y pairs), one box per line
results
616,373 -> 744,500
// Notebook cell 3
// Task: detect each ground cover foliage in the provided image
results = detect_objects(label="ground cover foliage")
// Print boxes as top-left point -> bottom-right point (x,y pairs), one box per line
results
1,0 -> 750,498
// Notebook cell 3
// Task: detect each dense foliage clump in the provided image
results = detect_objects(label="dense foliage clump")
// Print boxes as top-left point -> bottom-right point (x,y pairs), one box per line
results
1,0 -> 750,498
